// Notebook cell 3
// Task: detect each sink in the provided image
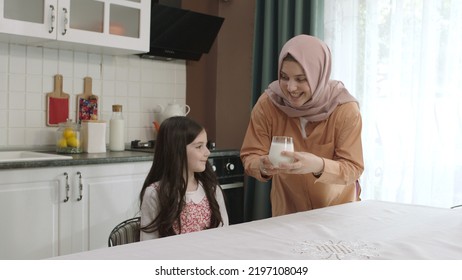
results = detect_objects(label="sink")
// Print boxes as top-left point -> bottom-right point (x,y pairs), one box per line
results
0,151 -> 73,163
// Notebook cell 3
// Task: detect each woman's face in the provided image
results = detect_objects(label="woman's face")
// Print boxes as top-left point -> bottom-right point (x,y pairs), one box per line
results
186,129 -> 210,173
279,60 -> 312,107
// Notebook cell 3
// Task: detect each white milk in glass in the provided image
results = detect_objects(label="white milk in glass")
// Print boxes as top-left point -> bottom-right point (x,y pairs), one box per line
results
268,136 -> 294,165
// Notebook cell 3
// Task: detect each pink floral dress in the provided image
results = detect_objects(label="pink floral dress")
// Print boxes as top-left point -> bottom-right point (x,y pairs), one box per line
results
140,182 -> 229,240
173,194 -> 211,234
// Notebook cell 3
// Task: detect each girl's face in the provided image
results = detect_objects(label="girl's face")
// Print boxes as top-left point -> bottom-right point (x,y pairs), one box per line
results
279,60 -> 312,107
186,129 -> 210,173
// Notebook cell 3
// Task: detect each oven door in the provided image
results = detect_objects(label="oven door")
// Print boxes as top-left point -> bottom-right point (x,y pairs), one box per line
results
221,182 -> 244,225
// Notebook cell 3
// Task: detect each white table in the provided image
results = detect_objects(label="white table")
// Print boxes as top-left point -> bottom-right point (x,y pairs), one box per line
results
54,200 -> 462,260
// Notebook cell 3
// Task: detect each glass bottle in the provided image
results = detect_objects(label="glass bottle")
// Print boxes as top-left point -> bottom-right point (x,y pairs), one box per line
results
109,105 -> 125,151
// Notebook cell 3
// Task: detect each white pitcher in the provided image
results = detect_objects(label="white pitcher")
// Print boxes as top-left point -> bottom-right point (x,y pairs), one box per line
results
158,103 -> 190,123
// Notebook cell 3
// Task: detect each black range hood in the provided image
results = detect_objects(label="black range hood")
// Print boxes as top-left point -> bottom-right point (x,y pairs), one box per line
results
139,3 -> 224,61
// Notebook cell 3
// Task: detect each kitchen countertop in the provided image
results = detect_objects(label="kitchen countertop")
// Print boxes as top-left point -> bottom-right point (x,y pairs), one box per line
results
0,148 -> 240,170
0,150 -> 154,170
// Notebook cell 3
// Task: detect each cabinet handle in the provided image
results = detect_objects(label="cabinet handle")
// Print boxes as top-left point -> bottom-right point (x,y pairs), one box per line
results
63,172 -> 70,203
77,171 -> 83,201
49,5 -> 55,33
62,8 -> 68,35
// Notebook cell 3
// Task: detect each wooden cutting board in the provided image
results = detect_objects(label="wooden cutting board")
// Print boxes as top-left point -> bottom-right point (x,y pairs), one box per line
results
76,76 -> 98,123
46,74 -> 70,126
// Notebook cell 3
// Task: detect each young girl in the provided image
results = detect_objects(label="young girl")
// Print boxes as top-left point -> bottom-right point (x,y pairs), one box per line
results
139,116 -> 229,240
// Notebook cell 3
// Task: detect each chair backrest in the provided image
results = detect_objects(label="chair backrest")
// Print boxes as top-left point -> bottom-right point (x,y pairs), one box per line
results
108,217 -> 141,247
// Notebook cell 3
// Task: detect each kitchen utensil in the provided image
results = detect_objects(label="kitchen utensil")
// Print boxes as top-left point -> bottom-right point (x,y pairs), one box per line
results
46,74 -> 70,126
157,103 -> 190,123
76,77 -> 98,123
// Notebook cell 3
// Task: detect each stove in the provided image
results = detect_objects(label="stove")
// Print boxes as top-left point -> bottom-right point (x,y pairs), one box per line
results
128,140 -> 156,151
127,140 -> 245,224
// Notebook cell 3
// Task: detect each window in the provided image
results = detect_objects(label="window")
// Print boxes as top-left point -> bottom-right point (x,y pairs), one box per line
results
323,0 -> 462,208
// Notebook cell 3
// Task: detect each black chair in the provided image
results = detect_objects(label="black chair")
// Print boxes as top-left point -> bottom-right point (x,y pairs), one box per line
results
108,217 -> 141,247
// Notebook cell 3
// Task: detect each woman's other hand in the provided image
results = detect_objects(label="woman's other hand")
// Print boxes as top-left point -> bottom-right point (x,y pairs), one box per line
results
276,151 -> 324,175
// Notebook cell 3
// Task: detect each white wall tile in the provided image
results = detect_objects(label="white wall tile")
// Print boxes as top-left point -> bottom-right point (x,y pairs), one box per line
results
102,80 -> 116,96
25,128 -> 54,146
0,128 -> 6,146
127,97 -> 141,112
115,56 -> 129,81
0,42 -> 186,149
102,55 -> 116,80
127,112 -> 141,128
102,97 -> 116,117
9,128 -> 26,146
26,110 -> 43,128
9,45 -> 26,74
26,75 -> 43,93
0,110 -> 6,127
128,81 -> 141,97
115,81 -> 128,97
26,46 -> 43,75
0,72 -> 7,92
61,75 -> 73,96
0,91 -> 6,110
73,77 -> 84,96
88,53 -> 102,79
91,78 -> 102,94
58,49 -> 74,76
25,92 -> 43,111
148,83 -> 174,98
8,92 -> 26,110
128,56 -> 141,82
8,110 -> 25,128
174,83 -> 187,101
152,68 -> 175,83
43,48 -> 58,75
140,60 -> 153,81
73,51 -> 88,77
9,74 -> 26,92
42,75 -> 55,94
0,42 -> 8,74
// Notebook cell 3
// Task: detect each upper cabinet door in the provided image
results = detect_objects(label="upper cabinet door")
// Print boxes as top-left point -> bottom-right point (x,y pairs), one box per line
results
0,0 -> 150,55
0,0 -> 56,41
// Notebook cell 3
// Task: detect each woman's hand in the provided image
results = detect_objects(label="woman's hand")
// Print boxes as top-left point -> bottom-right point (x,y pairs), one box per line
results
259,155 -> 277,177
275,151 -> 324,175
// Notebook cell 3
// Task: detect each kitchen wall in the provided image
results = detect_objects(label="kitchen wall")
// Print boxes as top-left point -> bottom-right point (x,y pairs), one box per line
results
0,42 -> 187,149
185,0 -> 255,150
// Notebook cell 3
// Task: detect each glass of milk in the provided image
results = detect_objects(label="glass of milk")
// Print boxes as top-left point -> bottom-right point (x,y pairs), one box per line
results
268,136 -> 294,166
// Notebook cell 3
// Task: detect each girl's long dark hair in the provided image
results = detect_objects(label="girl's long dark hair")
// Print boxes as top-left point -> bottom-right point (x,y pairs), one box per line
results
139,116 -> 224,237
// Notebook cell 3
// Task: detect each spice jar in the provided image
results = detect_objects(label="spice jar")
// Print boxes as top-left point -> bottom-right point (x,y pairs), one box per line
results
56,119 -> 82,154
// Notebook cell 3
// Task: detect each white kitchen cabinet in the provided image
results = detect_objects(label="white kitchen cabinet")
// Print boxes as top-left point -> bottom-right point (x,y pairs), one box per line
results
0,161 -> 151,259
0,166 -> 65,259
0,0 -> 150,55
68,161 -> 151,254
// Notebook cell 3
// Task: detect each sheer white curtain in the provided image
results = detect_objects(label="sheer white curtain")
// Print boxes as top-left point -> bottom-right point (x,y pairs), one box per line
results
322,0 -> 462,208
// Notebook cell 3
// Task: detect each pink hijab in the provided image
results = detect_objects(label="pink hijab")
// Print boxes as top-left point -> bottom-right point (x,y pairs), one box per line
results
267,35 -> 358,122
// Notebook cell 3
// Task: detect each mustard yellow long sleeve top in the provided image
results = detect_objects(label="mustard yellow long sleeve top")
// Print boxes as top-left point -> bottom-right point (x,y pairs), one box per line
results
241,93 -> 364,217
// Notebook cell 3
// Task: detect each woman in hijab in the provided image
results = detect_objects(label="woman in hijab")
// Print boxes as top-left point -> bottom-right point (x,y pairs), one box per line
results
241,34 -> 364,217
